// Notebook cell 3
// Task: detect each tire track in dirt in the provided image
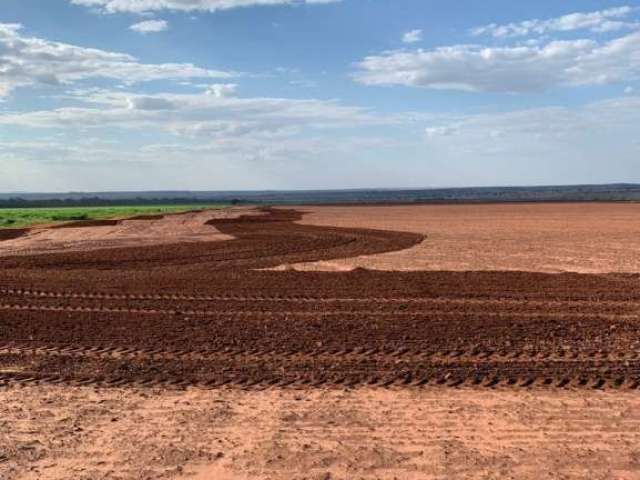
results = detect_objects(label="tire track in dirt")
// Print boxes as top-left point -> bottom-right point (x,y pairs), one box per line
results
6,287 -> 640,308
0,364 -> 637,391
2,342 -> 638,362
2,303 -> 639,321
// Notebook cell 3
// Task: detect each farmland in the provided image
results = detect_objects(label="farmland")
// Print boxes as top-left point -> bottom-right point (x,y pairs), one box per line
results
1,203 -> 640,479
0,204 -> 226,229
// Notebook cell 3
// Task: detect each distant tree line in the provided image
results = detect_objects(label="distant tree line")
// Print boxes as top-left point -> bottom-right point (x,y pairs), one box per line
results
0,197 -> 253,209
1,184 -> 639,208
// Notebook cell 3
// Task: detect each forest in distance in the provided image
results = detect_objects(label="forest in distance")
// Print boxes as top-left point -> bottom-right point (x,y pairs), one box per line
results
1,183 -> 639,208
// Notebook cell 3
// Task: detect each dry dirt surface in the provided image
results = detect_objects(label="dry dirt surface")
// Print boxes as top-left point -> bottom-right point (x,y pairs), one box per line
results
0,208 -> 247,257
1,204 -> 640,479
2,386 -> 640,480
283,203 -> 640,273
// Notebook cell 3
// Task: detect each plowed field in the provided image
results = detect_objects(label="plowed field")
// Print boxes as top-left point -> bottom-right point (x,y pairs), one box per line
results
1,206 -> 639,391
3,204 -> 640,479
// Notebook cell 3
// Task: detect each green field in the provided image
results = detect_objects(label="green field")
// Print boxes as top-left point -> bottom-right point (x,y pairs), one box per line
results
0,205 -> 227,229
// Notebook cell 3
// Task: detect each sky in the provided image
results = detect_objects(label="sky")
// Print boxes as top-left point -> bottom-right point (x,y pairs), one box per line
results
1,0 -> 640,192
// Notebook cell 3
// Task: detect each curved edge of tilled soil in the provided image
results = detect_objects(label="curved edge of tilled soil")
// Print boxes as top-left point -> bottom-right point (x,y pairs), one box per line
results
0,207 -> 426,271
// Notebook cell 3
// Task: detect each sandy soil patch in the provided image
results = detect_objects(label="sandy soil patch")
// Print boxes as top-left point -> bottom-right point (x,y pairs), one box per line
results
1,386 -> 639,480
281,203 -> 640,273
0,207 -> 253,257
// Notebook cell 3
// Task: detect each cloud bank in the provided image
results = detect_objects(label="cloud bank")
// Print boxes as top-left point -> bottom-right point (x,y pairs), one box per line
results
354,31 -> 640,93
71,0 -> 341,14
471,6 -> 638,38
0,23 -> 233,97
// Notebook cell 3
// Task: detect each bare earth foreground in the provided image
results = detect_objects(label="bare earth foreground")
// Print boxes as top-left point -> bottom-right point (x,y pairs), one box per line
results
1,204 -> 640,479
3,386 -> 640,480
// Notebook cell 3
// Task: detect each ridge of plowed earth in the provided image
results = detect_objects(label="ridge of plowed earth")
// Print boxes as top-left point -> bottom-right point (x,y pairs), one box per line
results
0,228 -> 28,241
1,207 -> 639,390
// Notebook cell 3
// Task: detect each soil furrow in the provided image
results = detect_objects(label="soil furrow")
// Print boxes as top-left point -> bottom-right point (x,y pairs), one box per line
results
6,287 -> 640,312
2,302 -> 639,321
0,357 -> 638,391
1,342 -> 637,363
5,288 -> 640,307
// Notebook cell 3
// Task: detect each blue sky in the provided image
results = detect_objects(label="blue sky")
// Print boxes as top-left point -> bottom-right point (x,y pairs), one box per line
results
1,0 -> 639,191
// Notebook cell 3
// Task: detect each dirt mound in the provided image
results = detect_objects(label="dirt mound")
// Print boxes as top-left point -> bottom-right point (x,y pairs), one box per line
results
0,208 -> 241,257
0,207 -> 422,270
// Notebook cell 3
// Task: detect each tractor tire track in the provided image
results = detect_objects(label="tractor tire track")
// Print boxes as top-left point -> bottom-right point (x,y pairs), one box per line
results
5,287 -> 640,309
2,302 -> 639,321
2,342 -> 639,363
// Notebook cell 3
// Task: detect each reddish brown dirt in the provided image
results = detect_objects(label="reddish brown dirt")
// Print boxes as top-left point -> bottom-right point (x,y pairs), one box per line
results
286,203 -> 640,273
1,207 -> 639,390
0,208 -> 240,256
50,219 -> 121,228
0,228 -> 28,241
3,386 -> 640,480
3,204 -> 640,480
126,214 -> 165,220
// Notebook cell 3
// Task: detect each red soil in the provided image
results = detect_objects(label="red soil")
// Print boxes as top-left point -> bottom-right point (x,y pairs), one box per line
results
3,205 -> 640,480
0,207 -> 639,390
0,228 -> 28,241
0,208 -> 238,256
50,219 -> 121,229
288,203 -> 640,273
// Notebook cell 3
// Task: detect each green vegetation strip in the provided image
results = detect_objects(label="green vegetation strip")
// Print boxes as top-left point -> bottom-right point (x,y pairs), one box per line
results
0,205 -> 227,229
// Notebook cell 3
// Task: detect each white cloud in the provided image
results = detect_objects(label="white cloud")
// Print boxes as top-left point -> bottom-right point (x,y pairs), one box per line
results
0,88 -> 399,190
0,86 -> 395,191
0,23 -> 233,97
471,6 -> 639,38
206,83 -> 238,98
422,97 -> 640,149
354,31 -> 640,93
70,0 -> 341,14
625,86 -> 634,93
126,96 -> 177,110
425,126 -> 457,137
415,96 -> 640,185
402,29 -> 422,44
3,95 -> 640,191
130,19 -> 169,34
0,89 -> 386,135
0,133 -> 400,192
